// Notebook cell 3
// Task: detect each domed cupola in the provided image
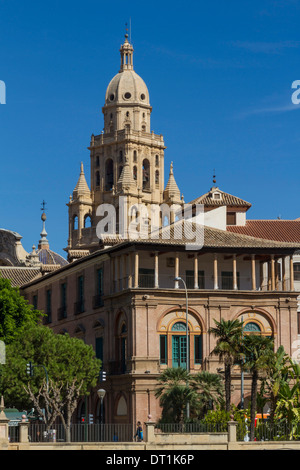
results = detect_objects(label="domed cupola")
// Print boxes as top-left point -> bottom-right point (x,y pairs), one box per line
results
103,32 -> 152,133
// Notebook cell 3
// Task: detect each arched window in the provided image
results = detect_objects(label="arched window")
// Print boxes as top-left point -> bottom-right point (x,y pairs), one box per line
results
243,322 -> 261,334
105,159 -> 114,191
155,155 -> 159,167
159,314 -> 203,369
95,155 -> 100,167
95,170 -> 100,187
84,214 -> 92,228
133,150 -> 137,162
155,170 -> 159,185
142,159 -> 150,190
73,215 -> 78,230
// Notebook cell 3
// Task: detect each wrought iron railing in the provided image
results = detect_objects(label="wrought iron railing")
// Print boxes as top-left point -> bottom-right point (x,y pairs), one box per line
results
155,422 -> 227,434
28,423 -> 138,443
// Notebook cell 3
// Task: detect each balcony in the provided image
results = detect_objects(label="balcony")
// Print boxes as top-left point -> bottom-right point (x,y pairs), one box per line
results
57,306 -> 67,320
74,300 -> 85,315
108,360 -> 126,375
93,295 -> 104,309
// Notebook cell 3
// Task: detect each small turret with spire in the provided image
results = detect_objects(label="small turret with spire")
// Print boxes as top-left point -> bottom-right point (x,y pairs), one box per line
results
163,162 -> 181,204
119,24 -> 134,72
38,200 -> 49,250
73,162 -> 91,200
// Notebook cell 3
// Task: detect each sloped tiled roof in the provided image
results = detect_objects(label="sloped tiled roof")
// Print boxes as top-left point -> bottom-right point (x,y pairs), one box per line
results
227,220 -> 300,244
189,188 -> 251,208
99,219 -> 300,250
0,267 -> 42,287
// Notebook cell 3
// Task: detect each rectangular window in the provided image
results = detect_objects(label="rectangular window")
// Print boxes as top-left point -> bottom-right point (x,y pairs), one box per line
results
186,270 -> 205,289
75,275 -> 84,314
221,271 -> 240,290
93,268 -> 104,308
95,337 -> 103,363
97,268 -> 103,296
32,294 -> 38,310
59,283 -> 67,319
294,263 -> 300,282
227,212 -> 236,226
160,335 -> 167,364
194,335 -> 203,364
46,289 -> 52,323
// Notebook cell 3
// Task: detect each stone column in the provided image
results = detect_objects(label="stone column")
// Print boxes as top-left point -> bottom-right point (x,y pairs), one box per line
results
128,253 -> 132,288
290,255 -> 294,291
233,254 -> 238,290
275,260 -> 280,291
123,254 -> 128,290
194,255 -> 199,289
228,420 -> 238,443
271,255 -> 275,291
175,252 -> 179,288
19,417 -> 30,444
145,421 -> 156,443
251,255 -> 256,291
134,252 -> 139,288
213,254 -> 219,290
154,252 -> 159,288
282,256 -> 287,291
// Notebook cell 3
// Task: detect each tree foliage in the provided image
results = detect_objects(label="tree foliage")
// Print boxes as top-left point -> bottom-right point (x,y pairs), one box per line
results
1,324 -> 101,439
0,278 -> 42,345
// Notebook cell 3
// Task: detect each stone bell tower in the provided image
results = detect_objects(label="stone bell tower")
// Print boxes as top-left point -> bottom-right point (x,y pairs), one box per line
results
66,32 -> 182,260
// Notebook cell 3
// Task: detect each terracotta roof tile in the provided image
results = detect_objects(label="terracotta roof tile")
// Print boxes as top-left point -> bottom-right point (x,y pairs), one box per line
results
227,220 -> 300,244
0,267 -> 42,287
189,188 -> 251,208
99,220 -> 300,250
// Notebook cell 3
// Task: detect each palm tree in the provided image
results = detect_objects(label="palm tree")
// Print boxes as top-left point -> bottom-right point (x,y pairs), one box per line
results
155,367 -> 197,424
259,345 -> 290,422
242,334 -> 274,441
275,381 -> 300,439
208,319 -> 243,412
191,371 -> 224,417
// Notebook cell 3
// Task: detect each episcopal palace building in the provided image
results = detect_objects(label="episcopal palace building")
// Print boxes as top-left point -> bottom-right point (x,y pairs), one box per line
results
0,33 -> 300,425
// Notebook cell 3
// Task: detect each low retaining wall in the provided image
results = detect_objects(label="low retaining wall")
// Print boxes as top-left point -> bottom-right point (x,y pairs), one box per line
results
3,420 -> 300,451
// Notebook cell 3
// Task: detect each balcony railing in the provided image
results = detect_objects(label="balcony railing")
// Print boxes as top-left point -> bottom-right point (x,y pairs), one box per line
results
57,306 -> 67,320
138,273 -> 154,288
109,360 -> 127,375
93,295 -> 104,309
74,300 -> 85,315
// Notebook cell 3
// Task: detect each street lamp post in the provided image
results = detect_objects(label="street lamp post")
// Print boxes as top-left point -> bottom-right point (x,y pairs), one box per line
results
97,389 -> 106,424
174,276 -> 190,419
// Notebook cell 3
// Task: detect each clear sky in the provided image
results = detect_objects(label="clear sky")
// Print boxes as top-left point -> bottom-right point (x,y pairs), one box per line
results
0,0 -> 299,258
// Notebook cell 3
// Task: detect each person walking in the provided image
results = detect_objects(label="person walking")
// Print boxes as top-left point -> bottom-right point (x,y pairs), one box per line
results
134,421 -> 143,441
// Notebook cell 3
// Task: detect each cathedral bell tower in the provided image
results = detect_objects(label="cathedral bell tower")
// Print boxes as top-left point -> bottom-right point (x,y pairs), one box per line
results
66,32 -> 182,260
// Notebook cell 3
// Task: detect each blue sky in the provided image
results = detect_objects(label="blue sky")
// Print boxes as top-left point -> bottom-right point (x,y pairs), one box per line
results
0,0 -> 300,257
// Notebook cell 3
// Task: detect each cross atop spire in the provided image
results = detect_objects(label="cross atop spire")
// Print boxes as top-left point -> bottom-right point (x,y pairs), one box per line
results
41,200 -> 47,212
